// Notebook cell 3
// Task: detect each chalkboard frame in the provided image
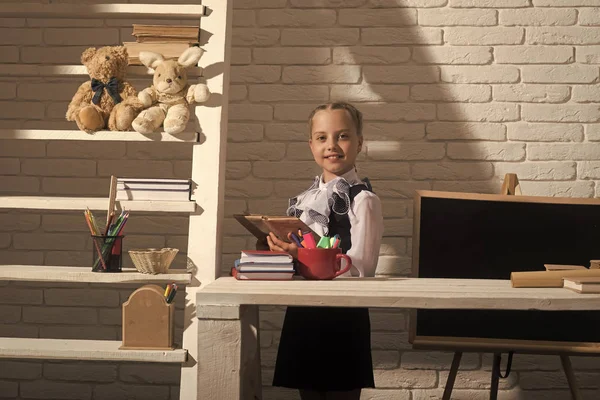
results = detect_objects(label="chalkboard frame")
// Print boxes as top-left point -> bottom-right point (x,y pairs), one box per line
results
410,190 -> 600,355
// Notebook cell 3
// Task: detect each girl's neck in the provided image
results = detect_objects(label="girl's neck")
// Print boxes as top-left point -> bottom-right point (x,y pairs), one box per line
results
321,172 -> 337,183
321,168 -> 355,183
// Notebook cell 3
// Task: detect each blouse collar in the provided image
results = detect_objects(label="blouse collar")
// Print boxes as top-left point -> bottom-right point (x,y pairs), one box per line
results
318,169 -> 362,189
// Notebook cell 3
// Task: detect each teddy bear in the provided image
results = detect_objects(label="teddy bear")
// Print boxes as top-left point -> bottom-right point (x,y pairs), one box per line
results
131,46 -> 210,135
66,46 -> 143,133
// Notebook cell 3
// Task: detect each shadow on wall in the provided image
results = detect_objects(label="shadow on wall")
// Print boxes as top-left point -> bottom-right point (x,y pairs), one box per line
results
224,2 -> 510,278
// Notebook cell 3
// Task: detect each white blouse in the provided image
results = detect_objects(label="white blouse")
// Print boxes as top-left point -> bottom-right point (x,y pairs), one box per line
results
299,170 -> 384,278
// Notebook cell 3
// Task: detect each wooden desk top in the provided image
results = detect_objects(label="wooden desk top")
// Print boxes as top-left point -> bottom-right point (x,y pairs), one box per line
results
197,277 -> 600,311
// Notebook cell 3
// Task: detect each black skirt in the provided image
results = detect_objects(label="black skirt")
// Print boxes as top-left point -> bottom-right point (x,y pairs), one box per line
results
272,306 -> 375,391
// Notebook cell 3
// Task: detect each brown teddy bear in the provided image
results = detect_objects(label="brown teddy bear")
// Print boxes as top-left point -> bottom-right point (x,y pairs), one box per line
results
132,46 -> 210,135
66,46 -> 143,133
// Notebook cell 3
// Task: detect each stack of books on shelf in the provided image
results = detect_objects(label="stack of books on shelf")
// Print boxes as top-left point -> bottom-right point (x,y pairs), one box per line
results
115,178 -> 191,201
231,250 -> 295,281
563,277 -> 600,294
124,24 -> 200,65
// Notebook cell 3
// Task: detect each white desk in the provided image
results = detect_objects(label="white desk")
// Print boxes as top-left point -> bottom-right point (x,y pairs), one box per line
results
192,277 -> 600,399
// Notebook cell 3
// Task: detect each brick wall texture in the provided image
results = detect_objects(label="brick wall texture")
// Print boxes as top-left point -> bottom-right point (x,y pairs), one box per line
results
1,0 -> 600,399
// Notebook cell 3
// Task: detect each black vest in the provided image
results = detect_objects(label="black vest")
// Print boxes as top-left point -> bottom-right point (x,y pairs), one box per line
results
327,181 -> 373,254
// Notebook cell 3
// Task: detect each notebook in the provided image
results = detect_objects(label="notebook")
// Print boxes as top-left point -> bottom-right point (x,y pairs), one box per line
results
231,267 -> 294,281
239,250 -> 293,264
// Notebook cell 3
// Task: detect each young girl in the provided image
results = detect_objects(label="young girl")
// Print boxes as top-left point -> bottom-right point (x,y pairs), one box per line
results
267,102 -> 384,400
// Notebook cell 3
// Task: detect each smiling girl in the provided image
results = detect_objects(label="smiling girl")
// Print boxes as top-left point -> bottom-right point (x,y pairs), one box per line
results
267,102 -> 384,400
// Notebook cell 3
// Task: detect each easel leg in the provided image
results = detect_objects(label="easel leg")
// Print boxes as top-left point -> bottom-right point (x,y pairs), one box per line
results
442,352 -> 462,400
490,353 -> 501,400
560,355 -> 582,400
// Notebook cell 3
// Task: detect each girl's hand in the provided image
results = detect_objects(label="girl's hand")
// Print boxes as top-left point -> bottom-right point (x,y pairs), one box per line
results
266,232 -> 298,259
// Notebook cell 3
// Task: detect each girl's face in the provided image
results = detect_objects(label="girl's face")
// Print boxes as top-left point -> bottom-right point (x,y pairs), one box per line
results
309,108 -> 363,183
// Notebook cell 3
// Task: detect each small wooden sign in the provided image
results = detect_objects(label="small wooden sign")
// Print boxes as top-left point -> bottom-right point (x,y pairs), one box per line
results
120,284 -> 174,350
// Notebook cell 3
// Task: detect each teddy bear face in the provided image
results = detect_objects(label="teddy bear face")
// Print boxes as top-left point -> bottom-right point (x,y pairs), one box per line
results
81,46 -> 129,82
152,59 -> 189,95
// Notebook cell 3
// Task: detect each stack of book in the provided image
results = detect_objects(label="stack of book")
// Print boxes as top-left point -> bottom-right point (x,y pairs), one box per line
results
563,277 -> 600,294
231,250 -> 295,280
115,178 -> 191,201
124,24 -> 200,65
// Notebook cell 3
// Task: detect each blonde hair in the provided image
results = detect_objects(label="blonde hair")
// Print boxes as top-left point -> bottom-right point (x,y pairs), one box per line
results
308,102 -> 363,137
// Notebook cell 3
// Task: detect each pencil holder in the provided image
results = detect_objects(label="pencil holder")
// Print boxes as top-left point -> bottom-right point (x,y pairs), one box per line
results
91,235 -> 124,273
120,284 -> 174,350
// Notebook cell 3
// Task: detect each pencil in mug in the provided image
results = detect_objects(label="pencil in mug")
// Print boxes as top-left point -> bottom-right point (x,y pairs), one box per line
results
104,212 -> 115,236
87,208 -> 101,236
166,283 -> 178,303
164,283 -> 173,299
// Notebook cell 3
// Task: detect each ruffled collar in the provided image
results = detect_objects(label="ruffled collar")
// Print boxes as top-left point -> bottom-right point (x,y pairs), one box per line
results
287,169 -> 366,236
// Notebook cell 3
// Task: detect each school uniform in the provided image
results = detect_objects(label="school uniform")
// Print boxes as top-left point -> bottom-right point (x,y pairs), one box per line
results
272,170 -> 384,392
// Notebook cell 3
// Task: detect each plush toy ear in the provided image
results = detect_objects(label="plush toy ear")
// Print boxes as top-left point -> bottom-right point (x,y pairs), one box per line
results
178,46 -> 204,68
81,47 -> 97,64
139,51 -> 165,69
112,46 -> 129,64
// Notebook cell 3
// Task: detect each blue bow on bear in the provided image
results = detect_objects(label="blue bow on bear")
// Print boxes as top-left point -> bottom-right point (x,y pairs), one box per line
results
90,77 -> 122,105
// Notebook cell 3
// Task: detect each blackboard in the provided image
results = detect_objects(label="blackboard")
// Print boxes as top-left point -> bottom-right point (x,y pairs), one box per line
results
412,190 -> 600,352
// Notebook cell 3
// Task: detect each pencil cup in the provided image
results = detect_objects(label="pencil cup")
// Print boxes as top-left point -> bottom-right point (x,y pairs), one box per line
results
120,284 -> 174,350
91,235 -> 124,273
296,248 -> 352,280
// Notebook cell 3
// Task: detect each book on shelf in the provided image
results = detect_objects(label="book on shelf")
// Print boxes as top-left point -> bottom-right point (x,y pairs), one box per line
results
544,264 -> 586,271
132,24 -> 200,42
117,178 -> 191,191
563,277 -> 600,294
123,42 -> 194,65
116,189 -> 190,201
115,178 -> 191,201
118,178 -> 190,184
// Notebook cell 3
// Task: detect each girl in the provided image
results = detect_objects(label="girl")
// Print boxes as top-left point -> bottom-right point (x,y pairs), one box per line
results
267,102 -> 384,400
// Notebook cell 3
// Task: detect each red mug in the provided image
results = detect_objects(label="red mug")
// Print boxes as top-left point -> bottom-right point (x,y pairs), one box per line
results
296,248 -> 352,280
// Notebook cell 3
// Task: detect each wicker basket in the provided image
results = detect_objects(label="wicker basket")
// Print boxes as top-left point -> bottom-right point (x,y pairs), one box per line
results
128,248 -> 179,274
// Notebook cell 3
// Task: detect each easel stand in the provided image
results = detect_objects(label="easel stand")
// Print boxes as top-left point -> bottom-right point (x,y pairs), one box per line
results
442,174 -> 582,400
442,350 -> 581,400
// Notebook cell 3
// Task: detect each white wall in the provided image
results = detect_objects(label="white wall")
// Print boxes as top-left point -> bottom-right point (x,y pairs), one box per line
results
1,0 -> 600,399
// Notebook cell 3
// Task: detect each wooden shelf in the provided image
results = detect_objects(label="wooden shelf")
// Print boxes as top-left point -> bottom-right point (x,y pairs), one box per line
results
0,129 -> 198,142
0,266 -> 191,284
0,196 -> 196,213
197,277 -> 600,311
0,65 -> 204,78
0,337 -> 187,363
0,3 -> 206,18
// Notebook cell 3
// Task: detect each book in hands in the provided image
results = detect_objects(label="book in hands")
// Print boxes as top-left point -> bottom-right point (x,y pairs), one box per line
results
233,214 -> 320,244
563,277 -> 600,294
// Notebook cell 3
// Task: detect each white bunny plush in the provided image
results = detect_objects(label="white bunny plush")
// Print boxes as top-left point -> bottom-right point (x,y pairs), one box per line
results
132,46 -> 210,135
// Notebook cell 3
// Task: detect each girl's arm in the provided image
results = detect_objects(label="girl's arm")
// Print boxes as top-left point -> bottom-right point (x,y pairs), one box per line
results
346,192 -> 384,277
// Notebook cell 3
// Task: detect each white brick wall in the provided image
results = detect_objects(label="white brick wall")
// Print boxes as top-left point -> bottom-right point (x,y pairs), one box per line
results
2,0 -> 600,399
